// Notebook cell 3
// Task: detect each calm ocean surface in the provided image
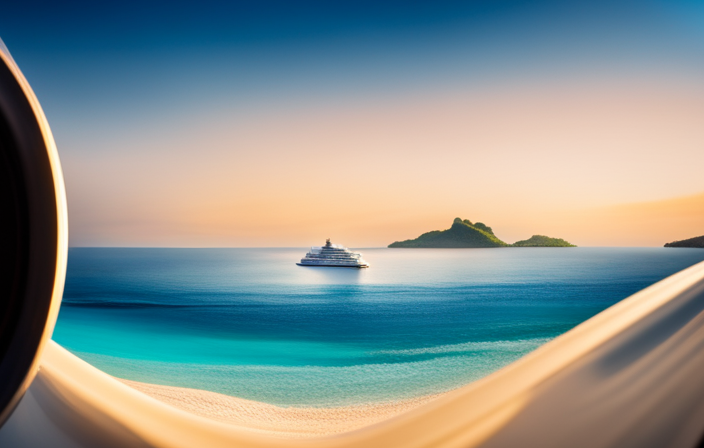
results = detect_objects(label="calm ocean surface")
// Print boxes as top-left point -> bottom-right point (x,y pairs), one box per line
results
53,247 -> 704,407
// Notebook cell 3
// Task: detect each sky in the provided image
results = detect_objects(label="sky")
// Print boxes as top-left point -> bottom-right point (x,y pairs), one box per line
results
2,0 -> 703,247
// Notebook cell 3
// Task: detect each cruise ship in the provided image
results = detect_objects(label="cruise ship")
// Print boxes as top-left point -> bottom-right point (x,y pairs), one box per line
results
297,239 -> 370,268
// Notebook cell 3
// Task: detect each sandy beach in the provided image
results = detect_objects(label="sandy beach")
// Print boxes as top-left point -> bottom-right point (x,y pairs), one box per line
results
118,378 -> 443,437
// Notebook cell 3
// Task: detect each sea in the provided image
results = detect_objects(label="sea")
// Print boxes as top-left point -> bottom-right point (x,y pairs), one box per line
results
53,247 -> 704,407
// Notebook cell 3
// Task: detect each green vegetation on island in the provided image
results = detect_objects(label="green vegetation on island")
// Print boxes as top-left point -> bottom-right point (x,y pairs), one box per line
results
512,235 -> 576,247
389,218 -> 507,248
664,235 -> 704,248
388,217 -> 576,248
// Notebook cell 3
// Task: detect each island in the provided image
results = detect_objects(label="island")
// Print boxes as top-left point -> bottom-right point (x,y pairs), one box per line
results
388,217 -> 576,248
664,235 -> 704,248
512,235 -> 576,247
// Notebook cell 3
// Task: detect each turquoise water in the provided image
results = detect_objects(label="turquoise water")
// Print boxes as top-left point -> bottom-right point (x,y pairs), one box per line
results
53,247 -> 704,407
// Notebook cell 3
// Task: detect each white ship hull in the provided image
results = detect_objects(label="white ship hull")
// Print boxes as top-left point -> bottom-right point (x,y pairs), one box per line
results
296,262 -> 369,268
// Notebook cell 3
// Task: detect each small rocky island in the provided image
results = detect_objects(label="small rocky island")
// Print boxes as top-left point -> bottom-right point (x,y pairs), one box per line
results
512,235 -> 576,247
664,235 -> 704,248
388,218 -> 576,248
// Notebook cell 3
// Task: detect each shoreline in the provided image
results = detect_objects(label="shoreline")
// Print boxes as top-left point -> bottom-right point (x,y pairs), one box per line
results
117,378 -> 445,437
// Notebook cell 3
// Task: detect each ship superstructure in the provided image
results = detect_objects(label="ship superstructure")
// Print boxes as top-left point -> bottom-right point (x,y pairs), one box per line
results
297,239 -> 370,268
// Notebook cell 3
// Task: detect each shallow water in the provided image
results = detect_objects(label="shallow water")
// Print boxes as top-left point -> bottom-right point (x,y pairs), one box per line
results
53,247 -> 704,406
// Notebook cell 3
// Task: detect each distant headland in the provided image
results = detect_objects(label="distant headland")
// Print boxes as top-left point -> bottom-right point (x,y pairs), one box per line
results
664,235 -> 704,249
388,218 -> 576,248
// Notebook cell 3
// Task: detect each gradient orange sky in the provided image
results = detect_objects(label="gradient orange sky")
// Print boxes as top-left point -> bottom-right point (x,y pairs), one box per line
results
60,74 -> 704,247
8,1 -> 703,247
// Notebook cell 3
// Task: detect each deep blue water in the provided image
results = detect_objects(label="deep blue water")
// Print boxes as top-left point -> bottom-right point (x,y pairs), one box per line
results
53,247 -> 704,406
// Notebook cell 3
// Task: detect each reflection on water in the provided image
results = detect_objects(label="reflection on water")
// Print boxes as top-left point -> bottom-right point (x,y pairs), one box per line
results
298,265 -> 365,284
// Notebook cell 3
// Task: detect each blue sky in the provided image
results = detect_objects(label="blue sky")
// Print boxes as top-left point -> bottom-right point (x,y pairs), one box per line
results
5,0 -> 702,121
